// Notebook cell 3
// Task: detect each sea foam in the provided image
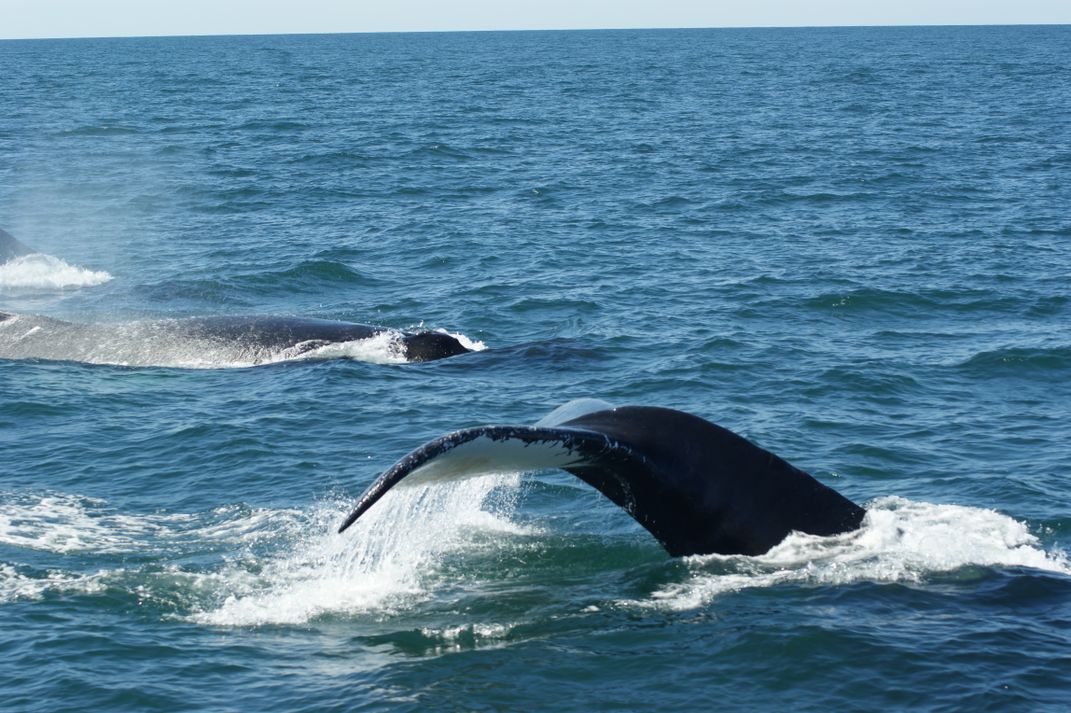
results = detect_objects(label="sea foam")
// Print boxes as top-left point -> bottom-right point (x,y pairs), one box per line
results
189,474 -> 522,626
629,496 -> 1070,611
3,488 -> 1064,623
0,253 -> 112,289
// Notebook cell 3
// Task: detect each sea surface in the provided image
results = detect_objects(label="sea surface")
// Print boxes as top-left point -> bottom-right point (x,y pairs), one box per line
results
1,25 -> 1070,711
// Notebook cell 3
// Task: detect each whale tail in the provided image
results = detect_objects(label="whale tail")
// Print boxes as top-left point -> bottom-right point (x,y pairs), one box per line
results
339,403 -> 866,556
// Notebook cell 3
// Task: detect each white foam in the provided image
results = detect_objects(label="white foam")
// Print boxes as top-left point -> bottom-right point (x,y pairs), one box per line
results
422,622 -> 511,640
186,504 -> 305,543
416,622 -> 514,652
0,493 -> 188,554
0,253 -> 112,289
5,489 -> 1062,622
0,563 -> 107,604
437,328 -> 487,353
283,331 -> 409,366
629,496 -> 1070,611
0,486 -> 519,614
190,474 -> 522,626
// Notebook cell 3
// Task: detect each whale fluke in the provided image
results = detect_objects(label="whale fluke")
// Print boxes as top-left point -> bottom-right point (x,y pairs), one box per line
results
338,402 -> 866,556
0,228 -> 35,263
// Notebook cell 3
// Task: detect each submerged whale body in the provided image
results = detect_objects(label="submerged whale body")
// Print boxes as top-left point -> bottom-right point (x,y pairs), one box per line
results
0,228 -> 35,263
339,400 -> 866,556
179,315 -> 473,363
0,312 -> 473,365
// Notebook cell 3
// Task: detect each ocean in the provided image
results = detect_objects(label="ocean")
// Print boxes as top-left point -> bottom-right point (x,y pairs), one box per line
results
1,25 -> 1069,711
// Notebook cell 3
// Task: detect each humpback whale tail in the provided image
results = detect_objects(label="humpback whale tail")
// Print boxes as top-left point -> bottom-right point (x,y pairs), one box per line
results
339,401 -> 866,557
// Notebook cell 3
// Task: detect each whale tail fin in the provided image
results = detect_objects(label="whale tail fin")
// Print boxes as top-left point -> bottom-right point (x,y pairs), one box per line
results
339,404 -> 865,557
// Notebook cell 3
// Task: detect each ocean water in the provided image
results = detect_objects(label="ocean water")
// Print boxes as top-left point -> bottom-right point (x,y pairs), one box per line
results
1,25 -> 1070,711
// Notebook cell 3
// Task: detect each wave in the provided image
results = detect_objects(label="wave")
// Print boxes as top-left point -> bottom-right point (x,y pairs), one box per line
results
190,476 -> 524,627
136,260 -> 382,302
0,493 -> 191,555
233,119 -> 310,132
54,125 -> 138,137
954,345 -> 1071,374
627,497 -> 1069,611
2,487 -> 1065,625
0,563 -> 108,605
0,254 -> 112,290
801,286 -> 1023,315
251,260 -> 382,288
0,477 -> 524,624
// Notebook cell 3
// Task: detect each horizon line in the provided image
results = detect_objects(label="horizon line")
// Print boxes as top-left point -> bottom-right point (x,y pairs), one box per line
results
2,21 -> 1068,43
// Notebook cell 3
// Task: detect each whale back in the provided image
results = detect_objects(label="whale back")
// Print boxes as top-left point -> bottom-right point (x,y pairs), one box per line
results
180,316 -> 471,361
400,331 -> 472,362
180,316 -> 380,351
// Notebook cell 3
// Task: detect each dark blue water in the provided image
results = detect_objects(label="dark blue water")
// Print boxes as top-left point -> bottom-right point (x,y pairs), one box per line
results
1,26 -> 1070,711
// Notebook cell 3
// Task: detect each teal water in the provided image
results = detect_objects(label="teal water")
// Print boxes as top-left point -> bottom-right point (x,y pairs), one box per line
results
1,26 -> 1070,711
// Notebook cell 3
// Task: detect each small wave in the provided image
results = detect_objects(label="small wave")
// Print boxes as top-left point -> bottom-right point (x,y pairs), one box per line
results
776,190 -> 873,204
406,143 -> 472,160
0,254 -> 112,289
802,286 -> 1021,315
138,261 -> 382,298
288,150 -> 368,166
955,345 -> 1071,373
400,622 -> 516,654
55,125 -> 138,137
260,260 -> 379,286
626,497 -> 1069,612
420,622 -> 512,642
506,296 -> 599,314
234,119 -> 309,132
134,277 -> 252,305
804,287 -> 932,312
647,195 -> 694,208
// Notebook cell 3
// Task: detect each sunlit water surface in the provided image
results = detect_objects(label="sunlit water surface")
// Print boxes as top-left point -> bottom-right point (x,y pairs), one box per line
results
1,26 -> 1070,711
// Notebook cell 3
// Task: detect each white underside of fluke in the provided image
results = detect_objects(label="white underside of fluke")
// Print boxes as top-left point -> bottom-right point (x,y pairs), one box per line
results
394,433 -> 591,489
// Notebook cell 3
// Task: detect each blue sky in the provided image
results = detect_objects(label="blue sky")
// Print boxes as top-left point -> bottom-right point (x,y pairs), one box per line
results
1,0 -> 1069,39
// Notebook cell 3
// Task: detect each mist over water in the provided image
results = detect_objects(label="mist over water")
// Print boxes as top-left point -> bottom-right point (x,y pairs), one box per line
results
2,26 -> 1070,712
